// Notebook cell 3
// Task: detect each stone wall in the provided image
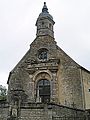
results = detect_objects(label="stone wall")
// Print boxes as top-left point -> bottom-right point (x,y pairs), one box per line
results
0,101 -> 8,120
19,104 -> 48,120
57,46 -> 84,109
0,101 -> 90,120
7,35 -> 90,111
81,69 -> 90,109
17,103 -> 88,120
52,103 -> 87,120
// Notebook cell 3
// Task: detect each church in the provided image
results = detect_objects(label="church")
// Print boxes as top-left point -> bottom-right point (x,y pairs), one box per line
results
0,2 -> 90,120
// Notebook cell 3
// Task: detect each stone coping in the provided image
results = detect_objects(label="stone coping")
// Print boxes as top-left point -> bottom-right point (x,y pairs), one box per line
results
20,102 -> 86,112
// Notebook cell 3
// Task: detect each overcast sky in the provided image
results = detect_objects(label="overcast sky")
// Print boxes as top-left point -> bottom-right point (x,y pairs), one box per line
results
0,0 -> 90,87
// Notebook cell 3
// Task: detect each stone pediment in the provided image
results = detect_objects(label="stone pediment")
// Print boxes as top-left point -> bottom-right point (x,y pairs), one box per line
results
25,59 -> 60,74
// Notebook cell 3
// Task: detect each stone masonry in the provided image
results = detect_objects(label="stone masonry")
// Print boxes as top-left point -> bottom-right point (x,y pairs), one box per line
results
0,2 -> 90,120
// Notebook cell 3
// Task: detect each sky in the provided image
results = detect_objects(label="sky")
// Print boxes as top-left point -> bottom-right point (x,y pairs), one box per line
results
0,0 -> 90,87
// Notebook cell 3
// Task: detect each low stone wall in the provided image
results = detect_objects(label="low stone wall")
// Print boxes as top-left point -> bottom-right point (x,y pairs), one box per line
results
0,102 -> 90,120
19,103 -> 50,120
0,100 -> 9,120
18,103 -> 89,120
51,103 -> 87,119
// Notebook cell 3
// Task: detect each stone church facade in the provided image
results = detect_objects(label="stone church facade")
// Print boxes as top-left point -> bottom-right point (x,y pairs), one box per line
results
0,2 -> 90,120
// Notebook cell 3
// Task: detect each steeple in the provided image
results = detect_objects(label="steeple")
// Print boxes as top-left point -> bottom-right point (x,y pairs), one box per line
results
36,2 -> 55,38
42,2 -> 48,13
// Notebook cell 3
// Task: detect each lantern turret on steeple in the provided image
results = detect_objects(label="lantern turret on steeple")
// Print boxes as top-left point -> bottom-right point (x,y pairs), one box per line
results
36,2 -> 55,38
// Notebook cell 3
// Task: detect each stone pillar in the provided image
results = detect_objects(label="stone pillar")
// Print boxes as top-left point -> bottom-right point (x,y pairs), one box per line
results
47,105 -> 53,120
51,72 -> 58,103
28,81 -> 35,102
44,104 -> 53,120
50,79 -> 53,102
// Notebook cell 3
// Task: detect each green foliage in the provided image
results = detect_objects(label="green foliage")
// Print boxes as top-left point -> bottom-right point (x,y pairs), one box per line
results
0,85 -> 7,100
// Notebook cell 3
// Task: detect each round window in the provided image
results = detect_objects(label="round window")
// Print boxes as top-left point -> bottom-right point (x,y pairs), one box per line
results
38,48 -> 48,60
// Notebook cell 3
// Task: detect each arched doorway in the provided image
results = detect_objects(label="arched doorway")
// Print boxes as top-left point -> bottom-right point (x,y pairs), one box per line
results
37,79 -> 50,103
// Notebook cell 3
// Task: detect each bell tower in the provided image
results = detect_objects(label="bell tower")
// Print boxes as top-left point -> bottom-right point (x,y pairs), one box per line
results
36,2 -> 55,38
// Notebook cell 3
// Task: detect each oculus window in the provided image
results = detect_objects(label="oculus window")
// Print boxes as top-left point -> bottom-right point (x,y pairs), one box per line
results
38,48 -> 48,60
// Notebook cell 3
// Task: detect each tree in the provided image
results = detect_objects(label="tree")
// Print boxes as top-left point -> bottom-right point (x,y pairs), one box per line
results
0,85 -> 7,100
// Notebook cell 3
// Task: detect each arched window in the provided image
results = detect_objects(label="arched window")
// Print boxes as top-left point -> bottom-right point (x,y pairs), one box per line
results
42,21 -> 44,27
37,79 -> 50,103
49,23 -> 52,29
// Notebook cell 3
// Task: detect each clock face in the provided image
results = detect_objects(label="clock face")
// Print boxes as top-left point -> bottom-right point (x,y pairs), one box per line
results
38,51 -> 47,60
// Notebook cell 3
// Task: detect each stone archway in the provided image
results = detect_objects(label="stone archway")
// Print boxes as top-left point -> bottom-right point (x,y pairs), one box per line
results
33,70 -> 52,102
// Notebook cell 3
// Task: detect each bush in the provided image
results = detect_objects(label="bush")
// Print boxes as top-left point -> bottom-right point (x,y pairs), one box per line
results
0,85 -> 7,100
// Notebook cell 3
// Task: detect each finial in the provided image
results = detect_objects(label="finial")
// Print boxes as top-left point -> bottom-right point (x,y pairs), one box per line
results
42,2 -> 48,13
44,2 -> 46,5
